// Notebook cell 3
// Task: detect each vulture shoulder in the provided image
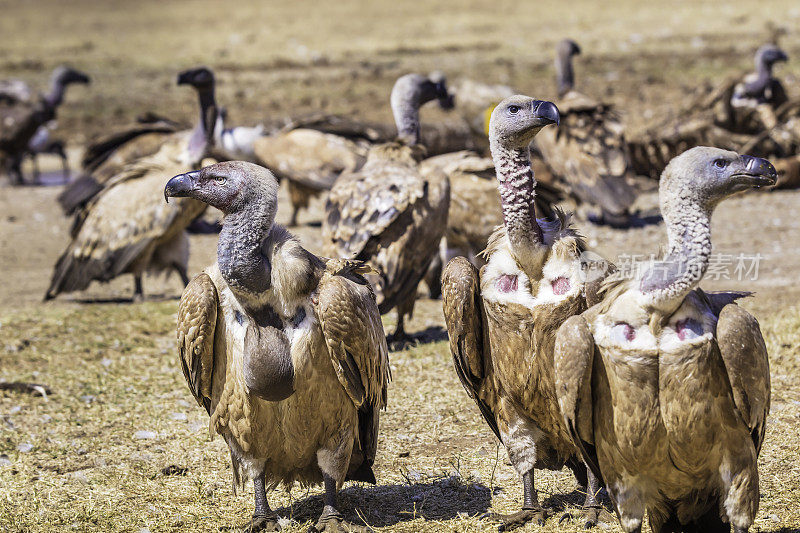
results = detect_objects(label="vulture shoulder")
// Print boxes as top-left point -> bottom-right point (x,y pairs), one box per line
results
177,272 -> 219,414
715,301 -> 771,454
253,129 -> 368,191
315,259 -> 390,471
81,121 -> 181,172
441,256 -> 499,439
0,98 -> 50,151
553,313 -> 601,480
323,143 -> 430,260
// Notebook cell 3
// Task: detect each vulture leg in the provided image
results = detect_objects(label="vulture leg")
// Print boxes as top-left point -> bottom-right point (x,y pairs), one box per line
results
8,157 -> 24,185
31,154 -> 41,184
132,275 -> 144,302
247,473 -> 280,532
314,474 -> 368,533
60,152 -> 70,183
423,252 -> 443,299
173,262 -> 190,287
485,470 -> 548,531
387,297 -> 415,350
289,205 -> 300,227
580,468 -> 603,528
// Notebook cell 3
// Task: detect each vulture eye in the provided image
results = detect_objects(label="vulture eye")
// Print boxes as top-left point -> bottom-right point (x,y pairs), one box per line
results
214,175 -> 226,184
713,159 -> 728,169
508,105 -> 520,114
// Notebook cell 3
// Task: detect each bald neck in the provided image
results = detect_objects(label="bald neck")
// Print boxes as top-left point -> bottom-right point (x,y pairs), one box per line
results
218,187 -> 274,299
187,86 -> 218,163
640,189 -> 712,312
43,76 -> 69,108
490,137 -> 545,274
556,49 -> 576,98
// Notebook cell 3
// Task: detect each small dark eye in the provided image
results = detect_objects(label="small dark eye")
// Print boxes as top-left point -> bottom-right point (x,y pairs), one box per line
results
508,105 -> 520,114
713,159 -> 728,169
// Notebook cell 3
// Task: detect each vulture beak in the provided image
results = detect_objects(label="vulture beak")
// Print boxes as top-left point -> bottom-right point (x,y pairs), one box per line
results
176,71 -> 192,85
533,100 -> 560,126
734,155 -> 777,188
74,72 -> 91,85
164,171 -> 200,202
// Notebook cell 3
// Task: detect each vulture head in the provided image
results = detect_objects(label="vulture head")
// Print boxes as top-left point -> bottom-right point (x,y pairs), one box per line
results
51,66 -> 91,87
428,70 -> 455,110
177,67 -> 215,90
165,161 -> 279,219
660,147 -> 776,212
488,95 -> 560,149
755,44 -> 788,71
555,39 -> 581,96
557,38 -> 582,59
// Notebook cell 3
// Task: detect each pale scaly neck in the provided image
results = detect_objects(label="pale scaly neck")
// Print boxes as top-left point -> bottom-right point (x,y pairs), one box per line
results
490,139 -> 546,275
640,198 -> 712,311
217,197 -> 273,298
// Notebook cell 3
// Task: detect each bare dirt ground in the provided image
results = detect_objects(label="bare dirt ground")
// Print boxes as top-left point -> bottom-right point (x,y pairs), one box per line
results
2,1 -> 800,532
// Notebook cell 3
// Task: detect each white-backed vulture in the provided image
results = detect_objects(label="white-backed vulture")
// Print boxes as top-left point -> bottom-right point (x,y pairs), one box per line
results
165,161 -> 389,532
322,73 -> 452,347
533,39 -> 637,226
554,147 -> 775,533
442,95 -> 605,530
254,72 -> 457,227
0,66 -> 89,185
44,67 -> 220,301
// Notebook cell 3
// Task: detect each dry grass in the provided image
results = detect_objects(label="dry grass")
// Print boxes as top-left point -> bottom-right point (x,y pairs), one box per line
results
2,0 -> 800,531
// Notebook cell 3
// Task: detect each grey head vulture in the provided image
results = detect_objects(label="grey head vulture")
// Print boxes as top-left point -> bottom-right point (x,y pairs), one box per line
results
166,161 -> 389,532
322,73 -> 453,347
731,44 -> 789,120
254,72 -> 456,227
554,147 -> 774,533
44,67 -> 220,302
442,95 -> 607,531
0,66 -> 89,185
533,39 -> 638,226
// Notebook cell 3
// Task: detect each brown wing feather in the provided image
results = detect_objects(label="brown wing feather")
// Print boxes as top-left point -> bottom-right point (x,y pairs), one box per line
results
441,257 -> 500,439
553,314 -> 602,481
715,303 -> 771,454
0,98 -> 51,155
534,91 -> 636,217
177,272 -> 218,414
316,259 -> 390,477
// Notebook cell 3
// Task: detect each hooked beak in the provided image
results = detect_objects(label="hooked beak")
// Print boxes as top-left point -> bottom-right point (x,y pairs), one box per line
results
74,72 -> 91,85
164,171 -> 199,203
532,100 -> 560,126
176,71 -> 192,85
733,155 -> 777,188
438,92 -> 455,111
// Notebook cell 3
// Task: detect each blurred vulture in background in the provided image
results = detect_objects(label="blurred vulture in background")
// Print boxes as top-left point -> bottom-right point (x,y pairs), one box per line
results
555,148 -> 774,533
0,66 -> 90,185
323,73 -> 451,347
167,161 -> 389,533
45,67 -> 220,301
213,106 -> 266,160
534,39 -> 638,226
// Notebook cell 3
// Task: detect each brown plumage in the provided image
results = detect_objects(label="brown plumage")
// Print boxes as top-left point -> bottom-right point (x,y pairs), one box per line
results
45,67 -> 219,301
554,147 -> 775,533
168,161 -> 389,532
0,66 -> 89,185
534,39 -> 637,225
323,73 -> 453,346
442,95 -> 604,530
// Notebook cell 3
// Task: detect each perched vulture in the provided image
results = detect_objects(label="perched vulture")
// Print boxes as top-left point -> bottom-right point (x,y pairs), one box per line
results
729,44 -> 789,131
554,147 -> 775,533
254,72 -> 460,227
323,73 -> 452,347
44,67 -> 219,301
0,66 -> 89,185
442,96 -> 605,530
534,39 -> 637,226
166,161 -> 389,532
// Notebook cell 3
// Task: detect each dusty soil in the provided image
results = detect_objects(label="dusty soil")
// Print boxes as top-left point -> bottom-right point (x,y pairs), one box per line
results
2,0 -> 800,531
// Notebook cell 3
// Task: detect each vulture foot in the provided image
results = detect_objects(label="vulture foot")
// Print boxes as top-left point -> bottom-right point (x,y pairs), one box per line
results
313,506 -> 369,532
558,505 -> 607,529
386,331 -> 415,351
243,513 -> 281,532
483,507 -> 549,531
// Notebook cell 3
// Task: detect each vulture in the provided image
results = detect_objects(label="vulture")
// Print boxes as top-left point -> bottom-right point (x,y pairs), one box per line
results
554,147 -> 775,533
323,73 -> 452,346
26,125 -> 69,183
254,72 -> 456,227
729,44 -> 789,130
0,66 -> 89,185
213,106 -> 266,161
166,161 -> 389,532
534,39 -> 638,226
44,67 -> 219,301
442,95 -> 605,531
